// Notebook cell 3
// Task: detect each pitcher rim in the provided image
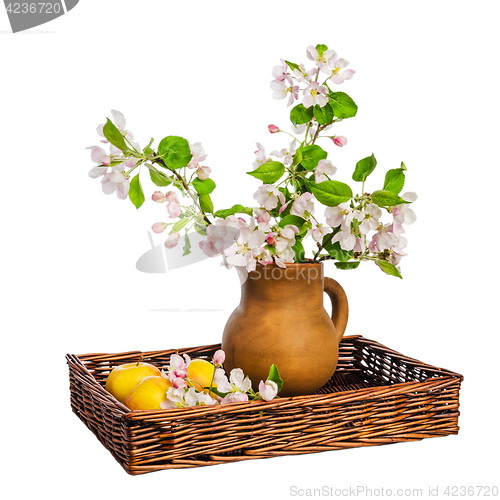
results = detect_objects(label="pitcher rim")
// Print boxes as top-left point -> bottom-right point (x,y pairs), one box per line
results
254,261 -> 323,269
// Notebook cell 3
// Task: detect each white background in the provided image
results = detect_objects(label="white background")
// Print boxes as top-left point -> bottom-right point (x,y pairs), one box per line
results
1,1 -> 499,498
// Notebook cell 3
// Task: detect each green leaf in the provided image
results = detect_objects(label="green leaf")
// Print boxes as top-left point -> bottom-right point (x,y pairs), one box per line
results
193,218 -> 207,236
278,186 -> 292,201
292,239 -> 306,263
265,243 -> 276,255
157,136 -> 192,170
309,180 -> 353,206
316,44 -> 329,57
328,92 -> 358,119
107,161 -> 125,168
194,221 -> 208,236
285,60 -> 300,72
102,118 -> 129,153
301,145 -> 328,171
291,147 -> 303,168
377,260 -> 403,279
383,168 -> 405,194
313,103 -> 334,125
279,215 -> 306,228
299,221 -> 311,235
267,364 -> 283,392
352,154 -> 377,183
247,161 -> 285,184
371,190 -> 408,207
148,166 -> 173,187
335,261 -> 360,270
199,193 -> 214,213
323,238 -> 353,262
192,177 -> 216,194
143,138 -> 154,156
128,175 -> 145,209
290,104 -> 314,126
295,173 -> 309,194
182,233 -> 191,256
170,217 -> 190,234
214,204 -> 253,218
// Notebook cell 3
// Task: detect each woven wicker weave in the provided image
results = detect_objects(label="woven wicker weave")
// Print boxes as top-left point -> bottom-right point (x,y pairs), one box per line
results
66,335 -> 463,475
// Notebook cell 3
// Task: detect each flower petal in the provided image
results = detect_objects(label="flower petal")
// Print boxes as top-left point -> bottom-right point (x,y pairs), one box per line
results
336,58 -> 349,70
111,109 -> 126,130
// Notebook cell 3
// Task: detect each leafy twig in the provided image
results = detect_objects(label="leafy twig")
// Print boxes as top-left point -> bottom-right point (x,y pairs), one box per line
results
312,226 -> 340,262
154,157 -> 212,226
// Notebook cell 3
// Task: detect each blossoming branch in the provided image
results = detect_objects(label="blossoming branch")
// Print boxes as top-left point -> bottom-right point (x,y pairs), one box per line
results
160,349 -> 282,408
87,44 -> 416,278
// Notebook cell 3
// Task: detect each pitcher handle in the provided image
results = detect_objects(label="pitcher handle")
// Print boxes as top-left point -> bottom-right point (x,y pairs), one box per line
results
324,277 -> 349,345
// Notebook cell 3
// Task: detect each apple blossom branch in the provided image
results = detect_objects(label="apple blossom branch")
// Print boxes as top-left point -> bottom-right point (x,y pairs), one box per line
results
153,156 -> 212,227
159,350 -> 282,409
87,44 -> 417,278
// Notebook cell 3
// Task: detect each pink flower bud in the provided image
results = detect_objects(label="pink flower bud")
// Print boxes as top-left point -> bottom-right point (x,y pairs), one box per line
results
165,191 -> 179,204
259,380 -> 278,401
213,349 -> 225,366
332,135 -> 347,147
165,233 -> 180,249
266,234 -> 277,246
171,377 -> 187,389
268,124 -> 280,134
196,165 -> 212,181
278,201 -> 291,215
152,191 -> 166,203
152,222 -> 168,234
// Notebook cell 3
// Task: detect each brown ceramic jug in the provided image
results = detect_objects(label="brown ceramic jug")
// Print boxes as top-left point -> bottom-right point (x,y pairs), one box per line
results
221,262 -> 348,397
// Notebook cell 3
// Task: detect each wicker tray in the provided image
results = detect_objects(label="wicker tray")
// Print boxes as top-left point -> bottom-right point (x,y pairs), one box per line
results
66,335 -> 463,475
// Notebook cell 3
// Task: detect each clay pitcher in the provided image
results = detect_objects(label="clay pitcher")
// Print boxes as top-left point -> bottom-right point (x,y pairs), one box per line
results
221,262 -> 348,397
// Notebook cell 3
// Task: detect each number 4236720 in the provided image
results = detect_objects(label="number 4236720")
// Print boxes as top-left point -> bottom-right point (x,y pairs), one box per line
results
5,3 -> 62,14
